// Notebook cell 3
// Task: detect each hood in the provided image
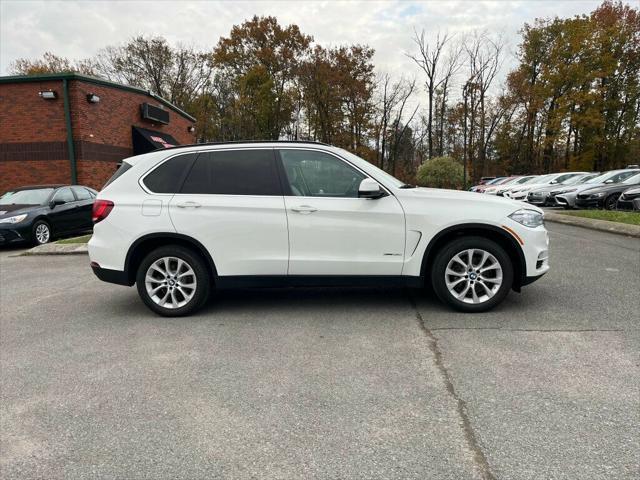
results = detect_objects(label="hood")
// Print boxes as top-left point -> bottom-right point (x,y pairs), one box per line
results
551,182 -> 603,195
530,183 -> 573,194
580,182 -> 639,195
399,187 -> 542,213
0,204 -> 41,217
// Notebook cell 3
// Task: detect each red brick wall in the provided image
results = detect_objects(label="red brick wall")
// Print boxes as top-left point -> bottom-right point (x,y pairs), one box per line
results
0,78 -> 196,192
0,81 -> 67,143
1,160 -> 70,190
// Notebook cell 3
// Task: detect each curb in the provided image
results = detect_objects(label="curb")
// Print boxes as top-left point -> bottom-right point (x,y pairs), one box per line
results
544,212 -> 640,238
21,243 -> 88,256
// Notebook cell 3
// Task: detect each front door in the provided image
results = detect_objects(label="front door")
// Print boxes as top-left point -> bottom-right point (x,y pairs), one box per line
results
168,149 -> 289,277
278,148 -> 406,276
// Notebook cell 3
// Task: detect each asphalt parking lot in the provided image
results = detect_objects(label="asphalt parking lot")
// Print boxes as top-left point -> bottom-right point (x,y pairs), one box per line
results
1,222 -> 638,480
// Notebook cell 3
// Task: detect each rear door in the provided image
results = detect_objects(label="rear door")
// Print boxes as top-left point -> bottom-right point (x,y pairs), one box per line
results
48,187 -> 79,234
167,148 -> 289,276
71,186 -> 95,231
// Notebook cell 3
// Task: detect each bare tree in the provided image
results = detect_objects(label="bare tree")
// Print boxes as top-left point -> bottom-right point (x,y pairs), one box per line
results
407,30 -> 455,159
373,74 -> 417,171
464,31 -> 504,178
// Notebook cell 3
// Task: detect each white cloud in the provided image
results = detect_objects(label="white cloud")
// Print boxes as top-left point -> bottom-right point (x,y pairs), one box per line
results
1,0 -> 607,100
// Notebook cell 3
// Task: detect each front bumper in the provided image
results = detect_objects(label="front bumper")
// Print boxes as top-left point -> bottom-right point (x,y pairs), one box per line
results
616,198 -> 640,211
575,197 -> 604,209
0,223 -> 32,245
554,194 -> 576,208
527,192 -> 550,205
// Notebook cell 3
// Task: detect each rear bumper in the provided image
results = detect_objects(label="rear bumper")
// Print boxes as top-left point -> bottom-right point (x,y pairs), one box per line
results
90,263 -> 132,286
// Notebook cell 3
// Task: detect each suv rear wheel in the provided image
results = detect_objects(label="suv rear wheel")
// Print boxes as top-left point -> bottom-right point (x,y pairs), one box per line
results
136,245 -> 211,317
431,236 -> 514,313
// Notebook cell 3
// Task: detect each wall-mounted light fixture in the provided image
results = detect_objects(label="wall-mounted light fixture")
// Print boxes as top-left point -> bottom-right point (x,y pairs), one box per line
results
187,125 -> 196,133
86,93 -> 100,103
39,90 -> 57,100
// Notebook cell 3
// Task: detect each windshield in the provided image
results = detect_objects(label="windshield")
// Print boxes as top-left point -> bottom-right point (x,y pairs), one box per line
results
622,173 -> 640,184
0,188 -> 54,205
533,174 -> 555,184
519,176 -> 540,185
485,177 -> 504,185
574,174 -> 599,184
604,170 -> 640,184
514,176 -> 533,184
337,148 -> 405,188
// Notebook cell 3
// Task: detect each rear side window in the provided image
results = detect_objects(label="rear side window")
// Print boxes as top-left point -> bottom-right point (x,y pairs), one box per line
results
52,187 -> 75,203
103,162 -> 133,189
181,149 -> 280,196
72,187 -> 92,200
143,154 -> 197,193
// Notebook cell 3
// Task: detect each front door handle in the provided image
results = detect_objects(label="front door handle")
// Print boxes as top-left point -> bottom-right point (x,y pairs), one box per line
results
291,205 -> 317,214
176,201 -> 201,209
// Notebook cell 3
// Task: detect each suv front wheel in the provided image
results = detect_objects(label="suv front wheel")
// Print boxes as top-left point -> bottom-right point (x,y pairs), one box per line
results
431,236 -> 514,313
136,246 -> 211,317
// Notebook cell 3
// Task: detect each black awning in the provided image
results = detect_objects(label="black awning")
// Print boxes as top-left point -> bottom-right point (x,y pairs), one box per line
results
132,126 -> 179,155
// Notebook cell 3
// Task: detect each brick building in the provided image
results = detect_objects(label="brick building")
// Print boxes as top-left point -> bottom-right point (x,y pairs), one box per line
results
0,73 -> 196,192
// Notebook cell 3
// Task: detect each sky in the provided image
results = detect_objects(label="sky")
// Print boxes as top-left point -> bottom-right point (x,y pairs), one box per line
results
1,0 -> 609,96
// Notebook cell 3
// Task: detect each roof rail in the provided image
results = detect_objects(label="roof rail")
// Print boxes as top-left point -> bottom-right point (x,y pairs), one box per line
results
158,139 -> 331,152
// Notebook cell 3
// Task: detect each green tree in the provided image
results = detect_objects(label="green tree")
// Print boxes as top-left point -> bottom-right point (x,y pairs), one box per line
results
416,156 -> 464,188
212,15 -> 312,140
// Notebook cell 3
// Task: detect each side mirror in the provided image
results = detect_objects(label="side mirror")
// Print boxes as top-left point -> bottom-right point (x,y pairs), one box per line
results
358,178 -> 385,199
604,179 -> 613,184
50,199 -> 65,209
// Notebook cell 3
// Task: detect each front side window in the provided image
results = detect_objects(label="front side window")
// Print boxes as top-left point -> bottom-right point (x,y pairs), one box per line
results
52,187 -> 75,204
143,153 -> 197,193
181,149 -> 280,196
279,149 -> 366,198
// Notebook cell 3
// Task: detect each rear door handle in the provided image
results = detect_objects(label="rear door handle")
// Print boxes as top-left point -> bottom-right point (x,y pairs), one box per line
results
291,205 -> 317,214
176,201 -> 201,209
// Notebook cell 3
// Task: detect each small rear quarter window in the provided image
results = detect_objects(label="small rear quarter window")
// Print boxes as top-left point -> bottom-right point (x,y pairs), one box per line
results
103,162 -> 133,189
143,154 -> 197,193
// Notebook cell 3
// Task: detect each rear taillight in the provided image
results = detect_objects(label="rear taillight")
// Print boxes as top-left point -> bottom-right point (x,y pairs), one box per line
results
92,199 -> 114,223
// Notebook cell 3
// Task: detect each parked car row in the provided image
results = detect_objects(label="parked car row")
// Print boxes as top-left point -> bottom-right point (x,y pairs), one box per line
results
0,184 -> 97,246
471,167 -> 640,210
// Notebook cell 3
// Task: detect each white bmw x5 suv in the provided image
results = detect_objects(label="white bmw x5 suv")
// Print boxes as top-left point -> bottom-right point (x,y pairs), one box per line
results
89,141 -> 549,316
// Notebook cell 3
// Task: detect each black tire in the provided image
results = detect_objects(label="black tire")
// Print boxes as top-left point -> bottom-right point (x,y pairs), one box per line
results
31,220 -> 52,245
136,245 -> 211,317
604,194 -> 619,210
430,236 -> 514,313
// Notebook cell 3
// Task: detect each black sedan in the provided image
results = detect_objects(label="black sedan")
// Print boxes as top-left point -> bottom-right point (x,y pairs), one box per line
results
617,186 -> 640,211
0,185 -> 96,246
575,173 -> 640,209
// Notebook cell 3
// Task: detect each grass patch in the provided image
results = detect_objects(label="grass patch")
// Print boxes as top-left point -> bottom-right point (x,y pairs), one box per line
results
558,210 -> 640,226
55,234 -> 92,244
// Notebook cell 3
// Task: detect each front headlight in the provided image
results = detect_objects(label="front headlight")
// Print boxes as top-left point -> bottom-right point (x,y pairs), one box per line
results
509,209 -> 544,228
0,214 -> 28,224
560,188 -> 577,194
593,192 -> 606,197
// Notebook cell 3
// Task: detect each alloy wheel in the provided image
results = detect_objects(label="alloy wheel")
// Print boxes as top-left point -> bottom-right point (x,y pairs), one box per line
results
144,256 -> 197,309
445,249 -> 503,304
35,223 -> 50,244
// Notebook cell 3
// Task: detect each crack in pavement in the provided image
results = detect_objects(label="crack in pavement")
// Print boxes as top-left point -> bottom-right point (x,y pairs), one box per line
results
428,327 -> 627,332
407,293 -> 496,480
